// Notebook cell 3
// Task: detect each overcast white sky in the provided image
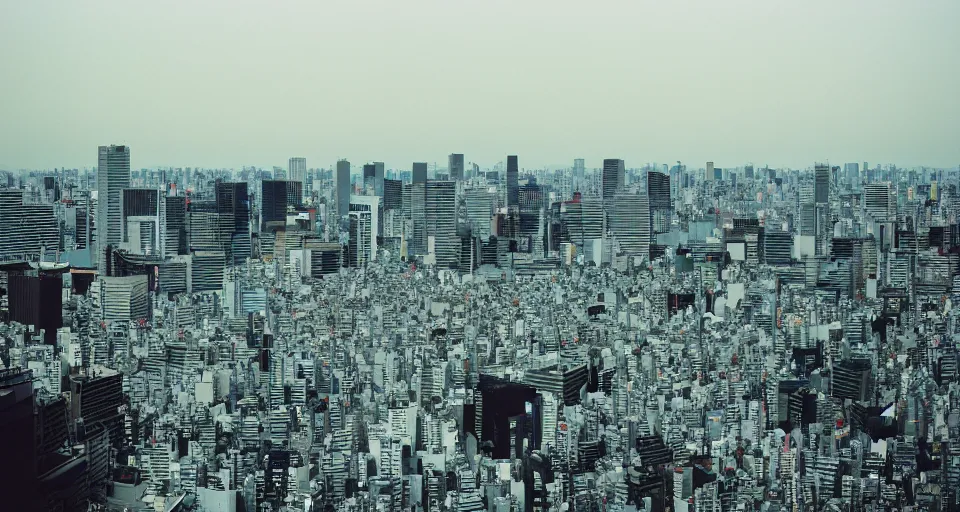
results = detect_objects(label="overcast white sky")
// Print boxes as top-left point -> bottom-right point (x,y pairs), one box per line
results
1,0 -> 958,171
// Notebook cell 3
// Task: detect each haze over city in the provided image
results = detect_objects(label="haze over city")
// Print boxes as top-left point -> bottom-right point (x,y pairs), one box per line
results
2,0 -> 959,170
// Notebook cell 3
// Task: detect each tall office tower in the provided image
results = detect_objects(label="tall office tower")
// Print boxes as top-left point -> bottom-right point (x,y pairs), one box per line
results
121,188 -> 162,256
261,180 -> 298,230
815,163 -> 830,204
383,179 -> 402,212
609,193 -> 652,256
409,182 -> 428,256
844,163 -> 860,183
0,370 -> 40,506
217,181 -> 251,265
363,164 -> 377,191
706,161 -> 715,182
646,171 -> 672,233
560,195 -> 604,247
601,159 -> 625,202
97,145 -> 131,271
864,183 -> 894,222
373,161 -> 385,197
336,159 -> 351,219
518,180 -> 544,253
426,181 -> 458,268
7,270 -> 63,344
449,154 -> 465,181
412,162 -> 428,185
347,196 -> 381,266
0,189 -> 59,260
164,196 -> 187,256
465,186 -> 495,240
288,157 -> 306,195
506,155 -> 519,208
574,158 -> 585,179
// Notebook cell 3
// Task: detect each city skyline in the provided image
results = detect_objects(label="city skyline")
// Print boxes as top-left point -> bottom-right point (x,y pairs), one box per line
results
2,0 -> 959,170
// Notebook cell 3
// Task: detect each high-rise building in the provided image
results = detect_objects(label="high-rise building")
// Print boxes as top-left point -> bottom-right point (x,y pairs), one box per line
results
449,154 -> 464,181
217,181 -> 251,265
844,163 -> 860,183
164,196 -> 187,257
363,164 -> 377,192
647,171 -> 671,234
97,145 -> 131,272
465,186 -> 495,241
815,164 -> 830,204
121,188 -> 162,256
6,270 -> 63,344
288,157 -> 306,196
261,180 -> 291,230
506,155 -> 519,208
706,161 -> 715,182
336,159 -> 351,220
408,182 -> 427,256
0,189 -> 58,260
609,193 -> 651,256
373,162 -> 385,196
864,182 -> 894,222
602,159 -> 625,201
383,179 -> 402,212
574,158 -> 585,180
0,369 -> 39,503
347,195 -> 381,267
412,162 -> 428,185
426,181 -> 458,268
96,275 -> 149,324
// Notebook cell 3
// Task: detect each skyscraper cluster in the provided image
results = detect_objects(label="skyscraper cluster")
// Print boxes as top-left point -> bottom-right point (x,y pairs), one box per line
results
1,151 -> 959,512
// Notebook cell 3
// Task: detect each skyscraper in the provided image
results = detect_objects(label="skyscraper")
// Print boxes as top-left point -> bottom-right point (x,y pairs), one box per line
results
449,154 -> 464,181
261,180 -> 290,229
602,159 -> 624,201
506,155 -> 519,208
0,189 -> 59,260
97,145 -> 131,272
336,159 -> 351,219
815,163 -> 830,204
574,158 -> 585,180
363,164 -> 377,191
412,162 -> 428,185
217,181 -> 251,265
374,161 -> 385,196
647,171 -> 672,234
383,179 -> 402,212
426,181 -> 458,268
288,157 -> 306,197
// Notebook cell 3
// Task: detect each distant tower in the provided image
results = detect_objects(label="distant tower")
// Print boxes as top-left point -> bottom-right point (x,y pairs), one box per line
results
814,163 -> 830,204
573,158 -> 585,180
412,162 -> 428,185
647,170 -> 672,233
449,154 -> 465,181
374,161 -> 385,196
506,155 -> 519,208
288,157 -> 306,199
706,161 -> 715,182
362,164 -> 377,192
97,145 -> 131,273
602,159 -> 625,201
336,159 -> 351,219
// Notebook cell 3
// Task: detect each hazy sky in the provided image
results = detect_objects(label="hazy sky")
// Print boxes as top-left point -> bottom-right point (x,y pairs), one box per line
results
1,1 -> 958,171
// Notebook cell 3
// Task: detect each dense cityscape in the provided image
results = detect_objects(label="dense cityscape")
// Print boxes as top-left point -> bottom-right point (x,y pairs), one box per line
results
0,153 -> 958,511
